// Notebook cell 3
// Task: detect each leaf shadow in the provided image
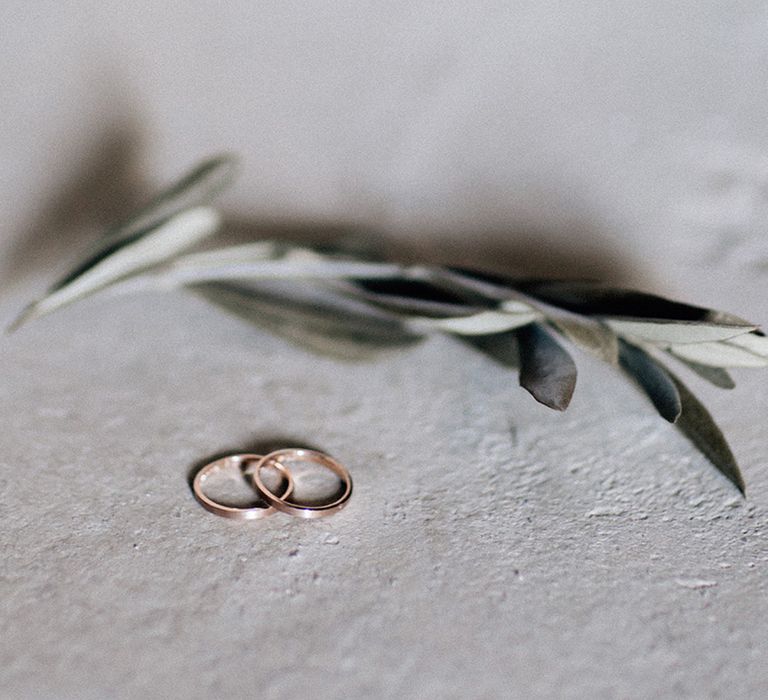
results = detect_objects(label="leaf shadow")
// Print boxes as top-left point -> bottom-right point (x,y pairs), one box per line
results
5,129 -> 648,356
2,118 -> 148,288
219,211 -> 643,289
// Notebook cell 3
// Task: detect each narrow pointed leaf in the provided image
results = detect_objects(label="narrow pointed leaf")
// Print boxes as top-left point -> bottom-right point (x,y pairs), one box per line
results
11,207 -> 221,328
194,281 -> 419,360
669,340 -> 768,367
548,314 -> 619,363
516,323 -> 577,411
461,283 -> 621,364
334,279 -> 483,318
673,357 -> 735,389
424,266 -> 523,303
727,332 -> 768,357
462,331 -> 518,369
412,309 -> 540,336
669,371 -> 746,495
618,340 -> 681,422
352,276 -> 476,307
520,282 -> 755,327
606,319 -> 755,344
156,247 -> 408,284
51,155 -> 238,292
419,270 -> 619,364
512,292 -> 619,363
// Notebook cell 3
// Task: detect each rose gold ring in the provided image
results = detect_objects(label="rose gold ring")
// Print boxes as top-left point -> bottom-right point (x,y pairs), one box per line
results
192,453 -> 294,520
250,448 -> 353,519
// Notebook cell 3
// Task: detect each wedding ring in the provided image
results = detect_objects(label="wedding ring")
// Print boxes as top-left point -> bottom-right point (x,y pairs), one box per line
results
193,453 -> 294,520
250,448 -> 353,519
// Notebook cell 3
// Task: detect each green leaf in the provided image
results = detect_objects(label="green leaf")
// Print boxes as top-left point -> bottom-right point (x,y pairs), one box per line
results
516,323 -> 577,411
10,207 -> 221,329
51,154 -> 238,292
9,155 -> 237,331
673,357 -> 735,389
618,340 -> 681,422
140,244 -> 409,285
518,295 -> 619,363
520,282 -> 755,327
668,339 -> 768,367
669,371 -> 746,495
462,332 -> 518,369
193,280 -> 420,360
606,319 -> 756,344
619,341 -> 744,492
412,308 -> 540,336
727,332 -> 768,357
332,279 -> 484,318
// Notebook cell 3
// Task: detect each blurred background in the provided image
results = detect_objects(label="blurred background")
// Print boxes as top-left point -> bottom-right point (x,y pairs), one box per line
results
4,2 -> 768,314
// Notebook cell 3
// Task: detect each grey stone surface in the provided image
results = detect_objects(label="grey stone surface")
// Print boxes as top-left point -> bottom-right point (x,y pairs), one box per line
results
1,287 -> 767,700
2,3 -> 768,699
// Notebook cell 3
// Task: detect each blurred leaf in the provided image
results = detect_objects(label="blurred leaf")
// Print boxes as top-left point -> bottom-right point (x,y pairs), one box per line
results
462,331 -> 518,369
516,323 -> 577,411
10,207 -> 221,330
520,282 -> 755,327
140,245 -> 408,286
51,154 -> 238,292
728,332 -> 768,357
606,318 -> 755,344
548,314 -> 618,363
194,280 -> 420,361
352,276 -> 475,307
333,279 -> 484,318
618,340 -> 681,422
674,357 -> 735,389
670,371 -> 746,495
414,308 -> 540,336
669,339 -> 768,367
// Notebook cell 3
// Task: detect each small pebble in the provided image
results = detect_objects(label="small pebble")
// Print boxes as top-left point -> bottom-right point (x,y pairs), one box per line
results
675,578 -> 717,590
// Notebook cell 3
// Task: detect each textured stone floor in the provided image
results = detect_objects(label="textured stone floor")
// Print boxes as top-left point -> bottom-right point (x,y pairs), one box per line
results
1,280 -> 767,699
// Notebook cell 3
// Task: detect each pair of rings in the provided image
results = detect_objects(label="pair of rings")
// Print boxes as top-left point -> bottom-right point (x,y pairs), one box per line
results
192,448 -> 352,520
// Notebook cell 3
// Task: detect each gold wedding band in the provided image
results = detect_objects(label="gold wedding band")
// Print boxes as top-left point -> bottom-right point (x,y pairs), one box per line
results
192,453 -> 294,520
250,448 -> 353,519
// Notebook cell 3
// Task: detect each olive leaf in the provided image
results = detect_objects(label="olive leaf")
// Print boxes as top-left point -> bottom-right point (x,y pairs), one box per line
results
664,332 -> 768,368
671,371 -> 746,495
605,319 -> 756,345
194,280 -> 419,360
618,339 -> 682,423
672,358 -> 735,390
516,323 -> 577,411
10,207 -> 221,330
518,281 -> 754,326
10,155 -> 237,331
51,154 -> 237,293
517,295 -> 619,364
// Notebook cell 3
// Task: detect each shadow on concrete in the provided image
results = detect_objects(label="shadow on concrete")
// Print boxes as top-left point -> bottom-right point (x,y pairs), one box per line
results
3,111 -> 644,290
3,120 -> 148,287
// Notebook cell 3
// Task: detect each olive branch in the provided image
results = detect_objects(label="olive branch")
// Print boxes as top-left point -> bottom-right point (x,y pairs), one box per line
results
13,155 -> 768,494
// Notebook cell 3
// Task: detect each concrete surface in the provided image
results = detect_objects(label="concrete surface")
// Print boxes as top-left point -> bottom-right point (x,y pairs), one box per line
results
2,3 -> 768,699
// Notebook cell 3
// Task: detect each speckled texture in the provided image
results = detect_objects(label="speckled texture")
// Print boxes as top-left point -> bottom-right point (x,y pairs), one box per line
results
1,287 -> 767,700
2,3 -> 768,698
